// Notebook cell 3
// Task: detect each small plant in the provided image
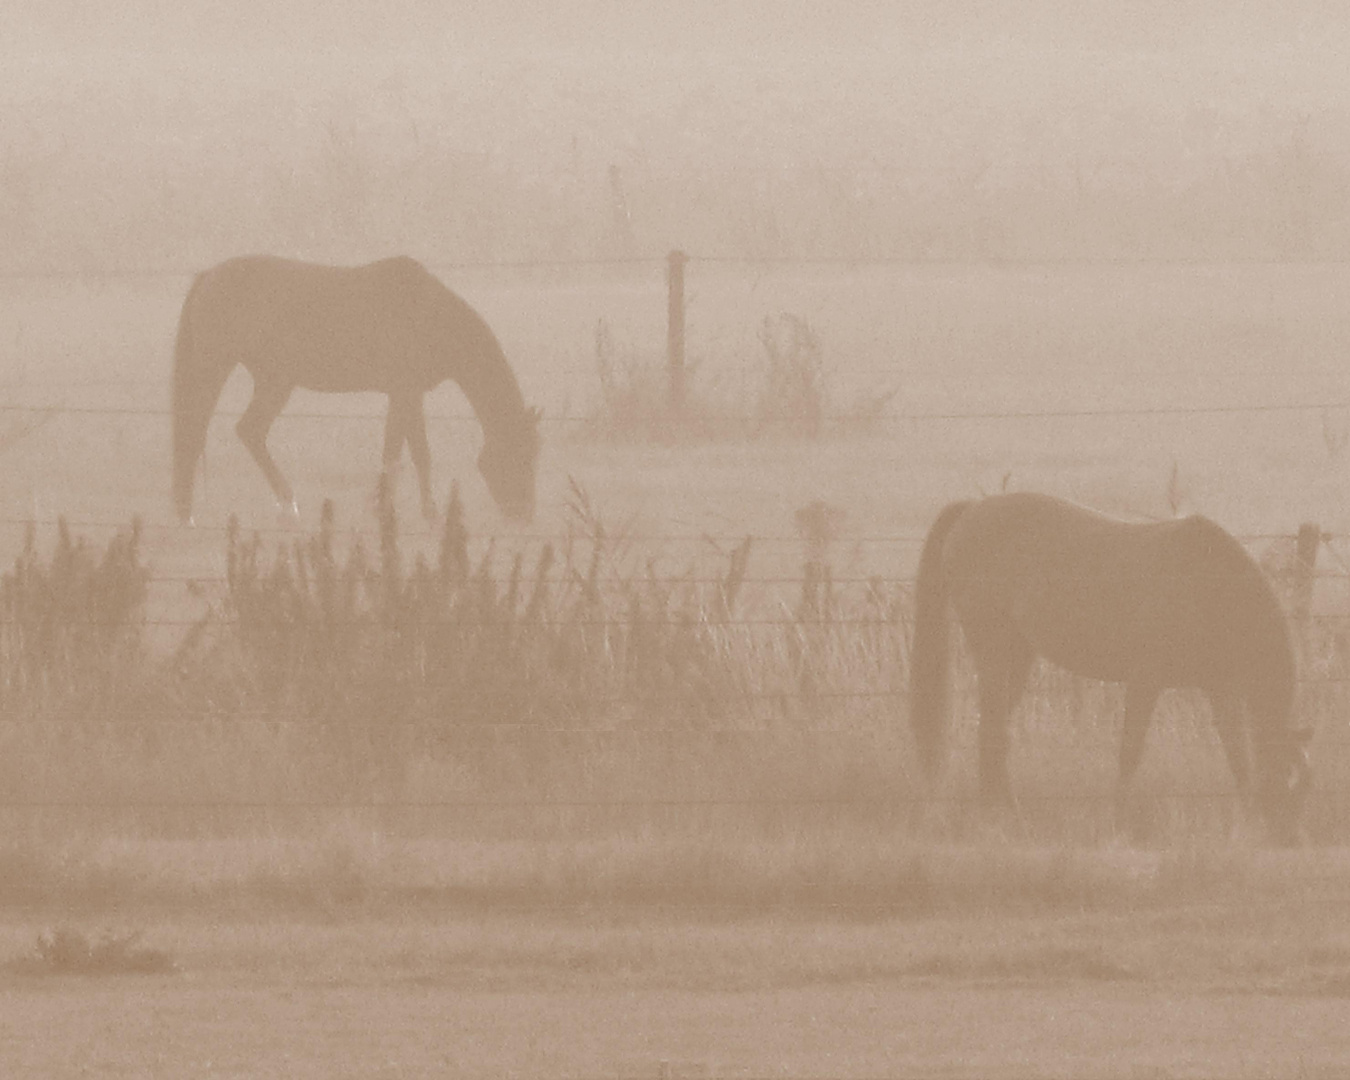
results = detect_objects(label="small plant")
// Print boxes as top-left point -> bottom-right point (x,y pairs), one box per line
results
757,312 -> 826,437
19,927 -> 175,975
588,317 -> 686,441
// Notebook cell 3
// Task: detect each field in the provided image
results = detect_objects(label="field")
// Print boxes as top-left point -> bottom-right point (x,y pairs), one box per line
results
4,898 -> 1350,1078
9,15 -> 1350,1071
8,260 -> 1350,535
4,261 -> 1350,1074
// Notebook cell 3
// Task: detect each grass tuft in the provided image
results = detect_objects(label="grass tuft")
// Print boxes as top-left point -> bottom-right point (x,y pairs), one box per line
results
8,926 -> 176,975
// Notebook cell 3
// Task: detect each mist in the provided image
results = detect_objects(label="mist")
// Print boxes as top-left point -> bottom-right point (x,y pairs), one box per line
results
4,4 -> 1350,273
6,6 -> 1350,1074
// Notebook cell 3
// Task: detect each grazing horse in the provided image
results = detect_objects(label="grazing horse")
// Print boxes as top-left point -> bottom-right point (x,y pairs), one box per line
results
171,255 -> 541,524
909,492 -> 1312,844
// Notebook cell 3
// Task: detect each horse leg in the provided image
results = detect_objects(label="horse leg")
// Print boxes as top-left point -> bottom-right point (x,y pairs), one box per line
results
380,394 -> 412,507
1116,682 -> 1161,833
403,394 -> 436,522
971,631 -> 1034,807
237,378 -> 296,516
1208,686 -> 1254,826
381,396 -> 407,470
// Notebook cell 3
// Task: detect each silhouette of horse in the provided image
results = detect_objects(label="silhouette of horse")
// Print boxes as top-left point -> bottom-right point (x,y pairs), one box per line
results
172,255 -> 541,524
909,492 -> 1312,844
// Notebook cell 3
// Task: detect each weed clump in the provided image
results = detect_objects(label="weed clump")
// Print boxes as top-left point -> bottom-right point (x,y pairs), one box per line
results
12,927 -> 176,975
584,313 -> 895,443
0,518 -> 149,708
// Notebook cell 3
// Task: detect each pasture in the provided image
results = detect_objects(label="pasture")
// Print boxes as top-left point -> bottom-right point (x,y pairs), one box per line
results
5,260 -> 1350,1075
6,260 -> 1350,541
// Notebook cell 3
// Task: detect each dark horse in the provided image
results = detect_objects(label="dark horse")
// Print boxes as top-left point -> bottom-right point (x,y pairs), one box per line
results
909,492 -> 1312,843
172,255 -> 541,524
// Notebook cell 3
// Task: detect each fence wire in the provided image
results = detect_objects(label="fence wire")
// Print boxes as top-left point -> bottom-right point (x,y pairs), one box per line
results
4,255 -> 1350,823
6,398 -> 1350,423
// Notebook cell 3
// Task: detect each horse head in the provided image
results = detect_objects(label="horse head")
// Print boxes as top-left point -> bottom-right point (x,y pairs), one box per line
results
479,405 -> 541,523
1258,726 -> 1313,847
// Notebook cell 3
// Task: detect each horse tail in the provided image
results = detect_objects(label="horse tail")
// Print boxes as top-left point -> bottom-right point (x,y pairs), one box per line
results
909,499 -> 972,777
171,271 -> 231,522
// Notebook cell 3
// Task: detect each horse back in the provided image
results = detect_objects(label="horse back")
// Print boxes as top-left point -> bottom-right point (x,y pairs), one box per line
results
187,255 -> 481,393
939,493 -> 1289,689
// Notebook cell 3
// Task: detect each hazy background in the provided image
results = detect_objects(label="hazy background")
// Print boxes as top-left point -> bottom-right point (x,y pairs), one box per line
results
4,3 -> 1350,552
4,4 -> 1350,273
8,14 -> 1350,1074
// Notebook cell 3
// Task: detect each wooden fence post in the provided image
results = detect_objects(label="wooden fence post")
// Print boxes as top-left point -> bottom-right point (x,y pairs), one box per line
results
666,249 -> 688,412
1292,521 -> 1321,648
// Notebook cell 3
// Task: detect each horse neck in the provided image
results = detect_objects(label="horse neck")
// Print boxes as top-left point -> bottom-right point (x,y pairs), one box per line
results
447,329 -> 526,445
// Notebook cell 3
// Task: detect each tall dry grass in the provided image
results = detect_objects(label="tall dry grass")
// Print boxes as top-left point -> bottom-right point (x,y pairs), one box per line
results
1,491 -> 1349,911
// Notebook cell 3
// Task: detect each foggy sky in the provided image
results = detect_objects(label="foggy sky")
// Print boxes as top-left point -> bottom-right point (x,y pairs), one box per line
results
6,2 -> 1347,57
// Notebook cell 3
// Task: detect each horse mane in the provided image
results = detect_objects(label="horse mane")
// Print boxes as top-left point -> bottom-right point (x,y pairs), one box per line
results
419,271 -> 532,444
1190,515 -> 1296,727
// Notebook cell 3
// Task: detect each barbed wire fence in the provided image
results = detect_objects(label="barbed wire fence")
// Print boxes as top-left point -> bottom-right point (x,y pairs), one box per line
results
2,251 -> 1350,818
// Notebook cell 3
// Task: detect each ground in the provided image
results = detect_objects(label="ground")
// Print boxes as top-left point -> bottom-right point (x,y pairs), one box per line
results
4,895 -> 1350,1078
